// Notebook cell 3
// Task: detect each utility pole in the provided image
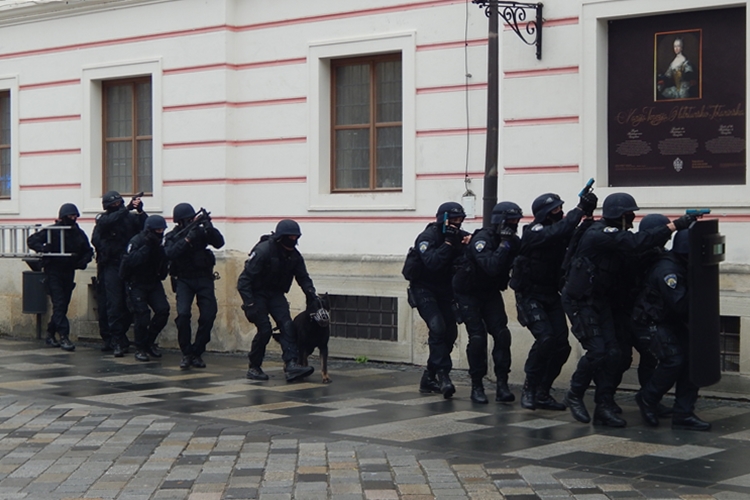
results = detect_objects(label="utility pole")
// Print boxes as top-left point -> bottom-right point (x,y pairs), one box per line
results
471,1 -> 543,227
482,1 -> 499,228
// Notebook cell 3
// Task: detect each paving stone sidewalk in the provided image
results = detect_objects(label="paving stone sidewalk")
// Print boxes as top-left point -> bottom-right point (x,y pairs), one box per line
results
0,337 -> 749,499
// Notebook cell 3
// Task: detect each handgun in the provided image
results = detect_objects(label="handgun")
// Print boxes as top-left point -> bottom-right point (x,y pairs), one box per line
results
578,178 -> 595,197
686,208 -> 711,216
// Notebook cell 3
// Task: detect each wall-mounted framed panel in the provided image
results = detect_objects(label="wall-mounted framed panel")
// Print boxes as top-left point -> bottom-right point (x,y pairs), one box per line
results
608,8 -> 745,187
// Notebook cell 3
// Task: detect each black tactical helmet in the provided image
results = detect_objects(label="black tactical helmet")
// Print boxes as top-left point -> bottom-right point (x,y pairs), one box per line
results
435,201 -> 466,223
602,192 -> 639,219
145,215 -> 167,231
102,190 -> 123,209
58,203 -> 80,219
173,203 -> 196,223
531,193 -> 563,223
491,201 -> 523,225
639,213 -> 670,232
275,219 -> 302,237
672,229 -> 690,254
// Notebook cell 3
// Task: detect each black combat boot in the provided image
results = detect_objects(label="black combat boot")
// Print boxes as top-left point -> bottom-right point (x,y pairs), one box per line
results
471,381 -> 488,404
436,370 -> 456,399
563,390 -> 591,423
285,361 -> 314,382
520,380 -> 536,410
45,333 -> 60,348
535,389 -> 566,411
246,366 -> 269,381
672,413 -> 711,431
419,370 -> 441,394
146,344 -> 162,358
113,343 -> 124,358
134,350 -> 150,362
59,336 -> 75,352
495,377 -> 515,403
635,392 -> 659,427
179,354 -> 192,370
593,404 -> 627,427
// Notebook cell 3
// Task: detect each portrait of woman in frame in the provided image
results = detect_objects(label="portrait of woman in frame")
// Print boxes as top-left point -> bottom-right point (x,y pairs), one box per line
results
655,29 -> 702,101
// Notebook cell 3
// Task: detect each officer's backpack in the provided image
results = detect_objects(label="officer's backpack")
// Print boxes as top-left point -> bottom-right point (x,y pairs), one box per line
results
401,246 -> 423,282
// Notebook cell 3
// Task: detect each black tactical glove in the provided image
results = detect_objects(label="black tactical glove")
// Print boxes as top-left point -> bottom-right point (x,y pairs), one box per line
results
578,192 -> 598,215
187,226 -> 204,243
126,197 -> 143,212
146,230 -> 162,244
242,302 -> 258,322
444,225 -> 462,246
672,214 -> 697,231
499,225 -> 516,239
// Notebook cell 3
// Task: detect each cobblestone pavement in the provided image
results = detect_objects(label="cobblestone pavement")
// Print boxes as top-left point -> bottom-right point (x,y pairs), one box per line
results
0,337 -> 750,499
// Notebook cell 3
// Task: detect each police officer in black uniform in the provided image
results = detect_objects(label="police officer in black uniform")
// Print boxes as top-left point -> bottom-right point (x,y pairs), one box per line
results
405,202 -> 469,398
562,193 -> 694,427
511,191 -> 597,411
453,202 -> 521,404
92,191 -> 147,356
120,215 -> 170,362
634,226 -> 710,431
27,203 -> 93,351
237,219 -> 316,383
164,203 -> 224,370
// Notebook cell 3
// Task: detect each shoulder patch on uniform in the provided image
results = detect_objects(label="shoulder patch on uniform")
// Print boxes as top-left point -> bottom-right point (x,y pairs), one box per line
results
664,274 -> 678,289
95,213 -> 102,221
531,223 -> 544,232
603,226 -> 619,233
418,241 -> 429,253
474,240 -> 487,252
126,243 -> 133,253
247,251 -> 256,260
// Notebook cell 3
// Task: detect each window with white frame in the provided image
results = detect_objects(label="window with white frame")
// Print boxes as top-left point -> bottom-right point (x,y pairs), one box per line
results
103,77 -> 153,196
331,54 -> 402,191
0,90 -> 10,199
308,32 -> 415,211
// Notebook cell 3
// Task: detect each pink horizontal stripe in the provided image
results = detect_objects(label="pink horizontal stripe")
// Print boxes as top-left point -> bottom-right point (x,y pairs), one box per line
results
20,148 -> 81,157
19,79 -> 80,90
19,183 -> 81,190
164,137 -> 306,149
233,0 -> 461,32
164,176 -> 306,186
416,171 -> 484,180
505,165 -> 579,174
164,57 -> 306,75
504,66 -> 579,79
417,38 -> 488,51
417,83 -> 487,94
504,116 -> 579,127
0,25 -> 227,61
163,97 -> 306,112
417,127 -> 486,137
20,115 -> 81,124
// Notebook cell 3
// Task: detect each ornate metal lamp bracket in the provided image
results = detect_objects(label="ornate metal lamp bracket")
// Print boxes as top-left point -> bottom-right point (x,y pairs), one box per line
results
472,1 -> 544,60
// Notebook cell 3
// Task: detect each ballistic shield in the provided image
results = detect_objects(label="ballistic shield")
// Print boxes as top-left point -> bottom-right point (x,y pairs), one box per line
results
687,218 -> 725,387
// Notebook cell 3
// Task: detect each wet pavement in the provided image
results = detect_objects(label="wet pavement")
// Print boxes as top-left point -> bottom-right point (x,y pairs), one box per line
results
0,337 -> 750,499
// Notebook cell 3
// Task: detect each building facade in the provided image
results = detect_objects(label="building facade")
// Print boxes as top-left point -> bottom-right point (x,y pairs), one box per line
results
0,0 -> 747,385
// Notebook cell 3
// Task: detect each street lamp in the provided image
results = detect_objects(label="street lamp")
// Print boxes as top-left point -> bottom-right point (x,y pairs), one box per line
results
471,1 -> 543,226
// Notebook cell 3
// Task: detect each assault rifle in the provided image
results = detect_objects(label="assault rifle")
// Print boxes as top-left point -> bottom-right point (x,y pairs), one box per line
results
173,208 -> 212,240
